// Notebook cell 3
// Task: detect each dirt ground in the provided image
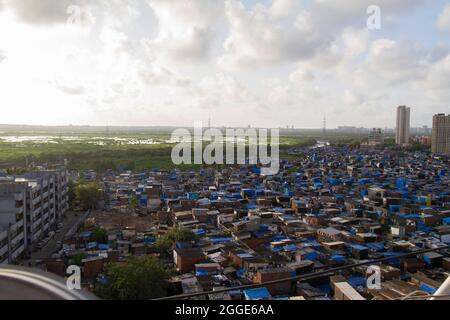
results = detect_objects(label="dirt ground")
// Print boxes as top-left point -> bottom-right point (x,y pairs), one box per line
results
91,209 -> 156,233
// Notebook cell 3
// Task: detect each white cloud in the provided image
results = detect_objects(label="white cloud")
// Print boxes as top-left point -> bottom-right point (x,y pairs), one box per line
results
0,0 -> 447,128
269,0 -> 299,20
219,0 -> 328,69
437,4 -> 450,32
145,0 -> 222,65
312,0 -> 423,28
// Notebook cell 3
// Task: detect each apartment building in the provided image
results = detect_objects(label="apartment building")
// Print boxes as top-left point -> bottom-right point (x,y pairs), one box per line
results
0,182 -> 28,264
368,128 -> 384,145
0,169 -> 69,264
396,106 -> 410,146
431,113 -> 450,155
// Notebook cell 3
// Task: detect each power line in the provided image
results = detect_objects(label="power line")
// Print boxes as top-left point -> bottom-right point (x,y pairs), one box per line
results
155,244 -> 450,300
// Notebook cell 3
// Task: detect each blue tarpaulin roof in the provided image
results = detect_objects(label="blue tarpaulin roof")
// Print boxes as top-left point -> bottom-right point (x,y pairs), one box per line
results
87,242 -> 97,249
210,237 -> 233,244
79,231 -> 93,238
283,244 -> 298,252
348,276 -> 367,288
144,236 -> 156,244
196,270 -> 209,277
194,229 -> 206,236
367,243 -> 385,251
98,243 -> 110,250
244,287 -> 272,300
330,255 -> 346,261
349,244 -> 368,251
420,283 -> 437,294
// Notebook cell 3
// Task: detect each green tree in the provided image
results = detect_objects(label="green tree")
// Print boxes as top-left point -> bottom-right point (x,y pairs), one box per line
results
76,182 -> 101,210
154,227 -> 197,254
130,195 -> 139,209
70,253 -> 88,266
94,256 -> 171,300
90,226 -> 108,243
67,179 -> 77,206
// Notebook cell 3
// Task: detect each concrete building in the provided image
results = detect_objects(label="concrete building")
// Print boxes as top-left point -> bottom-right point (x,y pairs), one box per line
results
0,182 -> 28,264
368,128 -> 384,145
431,113 -> 450,155
396,106 -> 410,146
0,169 -> 69,264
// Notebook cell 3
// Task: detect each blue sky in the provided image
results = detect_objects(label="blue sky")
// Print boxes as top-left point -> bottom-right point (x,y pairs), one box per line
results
0,0 -> 449,128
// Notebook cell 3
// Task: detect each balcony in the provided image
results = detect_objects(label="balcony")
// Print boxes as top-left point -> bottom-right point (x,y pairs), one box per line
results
11,231 -> 24,244
33,229 -> 42,241
32,218 -> 42,231
0,245 -> 7,257
32,197 -> 41,206
11,244 -> 25,260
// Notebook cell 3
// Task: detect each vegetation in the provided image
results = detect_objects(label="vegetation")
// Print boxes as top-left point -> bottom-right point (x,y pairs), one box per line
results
75,182 -> 101,210
67,179 -> 77,206
0,131 -> 391,173
94,256 -> 172,300
70,253 -> 88,266
155,227 -> 198,254
90,226 -> 108,244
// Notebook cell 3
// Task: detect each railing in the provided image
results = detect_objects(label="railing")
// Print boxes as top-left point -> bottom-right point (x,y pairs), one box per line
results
156,245 -> 450,300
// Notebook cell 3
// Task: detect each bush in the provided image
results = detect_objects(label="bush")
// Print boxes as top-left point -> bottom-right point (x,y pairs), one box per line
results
94,256 -> 172,300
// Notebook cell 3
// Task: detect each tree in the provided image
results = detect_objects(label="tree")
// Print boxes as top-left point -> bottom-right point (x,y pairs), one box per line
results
70,253 -> 88,266
67,179 -> 77,206
130,195 -> 139,209
154,227 -> 198,254
76,182 -> 101,210
94,256 -> 172,300
90,226 -> 108,243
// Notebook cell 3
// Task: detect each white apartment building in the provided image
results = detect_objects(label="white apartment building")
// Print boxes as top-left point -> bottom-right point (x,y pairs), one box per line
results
0,169 -> 69,264
396,105 -> 411,146
0,183 -> 28,264
431,113 -> 450,155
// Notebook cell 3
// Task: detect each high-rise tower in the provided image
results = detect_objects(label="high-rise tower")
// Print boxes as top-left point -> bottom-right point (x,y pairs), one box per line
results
395,106 -> 410,146
431,113 -> 450,155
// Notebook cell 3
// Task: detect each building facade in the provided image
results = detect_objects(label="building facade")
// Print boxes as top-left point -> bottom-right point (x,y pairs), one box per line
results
368,128 -> 384,145
396,106 -> 410,146
0,169 -> 69,264
0,183 -> 28,264
431,113 -> 450,155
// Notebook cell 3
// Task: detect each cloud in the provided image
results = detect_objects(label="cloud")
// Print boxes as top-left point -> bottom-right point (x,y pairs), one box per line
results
269,0 -> 299,20
1,0 -> 136,28
422,52 -> 450,101
145,0 -> 222,65
312,0 -> 424,28
437,4 -> 450,32
6,0 -> 83,25
219,0 -> 329,69
366,39 -> 427,84
55,83 -> 86,95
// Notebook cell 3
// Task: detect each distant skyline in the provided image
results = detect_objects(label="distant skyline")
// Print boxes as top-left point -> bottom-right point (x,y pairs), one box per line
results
1,0 -> 450,128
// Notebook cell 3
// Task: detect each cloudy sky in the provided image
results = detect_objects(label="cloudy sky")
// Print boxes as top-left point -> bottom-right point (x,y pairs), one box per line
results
0,0 -> 449,128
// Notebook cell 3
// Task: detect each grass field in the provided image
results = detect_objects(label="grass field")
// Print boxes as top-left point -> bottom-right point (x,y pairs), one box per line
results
0,128 -> 369,172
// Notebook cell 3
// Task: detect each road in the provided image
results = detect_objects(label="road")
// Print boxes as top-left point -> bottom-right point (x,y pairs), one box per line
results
22,211 -> 82,267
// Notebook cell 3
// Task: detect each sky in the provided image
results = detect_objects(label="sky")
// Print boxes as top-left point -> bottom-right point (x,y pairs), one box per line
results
0,0 -> 449,129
